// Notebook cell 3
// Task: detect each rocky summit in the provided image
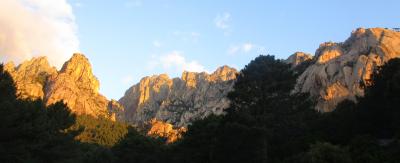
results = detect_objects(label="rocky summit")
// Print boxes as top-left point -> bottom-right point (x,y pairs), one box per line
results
285,52 -> 313,68
4,53 -> 122,119
293,28 -> 400,112
118,65 -> 237,127
4,57 -> 57,100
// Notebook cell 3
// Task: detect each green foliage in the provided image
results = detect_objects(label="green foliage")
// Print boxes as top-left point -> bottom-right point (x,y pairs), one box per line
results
356,58 -> 400,138
0,65 -> 82,162
311,58 -> 400,162
0,64 -> 16,101
68,115 -> 129,147
228,55 -> 296,110
170,57 -> 400,163
172,55 -> 320,163
112,128 -> 165,163
303,142 -> 352,163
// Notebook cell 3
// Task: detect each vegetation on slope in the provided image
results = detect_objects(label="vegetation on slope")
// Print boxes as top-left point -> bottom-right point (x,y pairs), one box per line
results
1,56 -> 400,163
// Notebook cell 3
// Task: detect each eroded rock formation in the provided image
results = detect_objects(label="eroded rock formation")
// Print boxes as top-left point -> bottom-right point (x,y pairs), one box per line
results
4,53 -> 122,119
119,65 -> 237,127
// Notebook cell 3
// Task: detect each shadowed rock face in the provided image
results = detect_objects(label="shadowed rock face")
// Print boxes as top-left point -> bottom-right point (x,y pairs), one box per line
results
4,53 -> 123,119
293,28 -> 400,112
119,65 -> 237,127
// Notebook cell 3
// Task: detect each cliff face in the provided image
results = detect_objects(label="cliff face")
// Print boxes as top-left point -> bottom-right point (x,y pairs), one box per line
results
294,28 -> 400,112
4,57 -> 57,100
4,53 -> 122,119
45,53 -> 115,118
119,66 -> 237,127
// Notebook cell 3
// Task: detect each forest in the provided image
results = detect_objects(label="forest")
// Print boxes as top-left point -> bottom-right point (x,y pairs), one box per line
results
1,55 -> 400,163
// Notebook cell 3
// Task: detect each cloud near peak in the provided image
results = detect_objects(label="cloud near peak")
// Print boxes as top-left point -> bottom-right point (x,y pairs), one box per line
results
0,0 -> 79,68
148,51 -> 207,76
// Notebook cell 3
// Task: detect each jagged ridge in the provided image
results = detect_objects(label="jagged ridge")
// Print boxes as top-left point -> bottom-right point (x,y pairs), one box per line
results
118,65 -> 237,127
4,53 -> 122,119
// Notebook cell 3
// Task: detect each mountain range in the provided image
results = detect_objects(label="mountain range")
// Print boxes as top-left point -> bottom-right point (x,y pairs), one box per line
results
3,27 -> 400,137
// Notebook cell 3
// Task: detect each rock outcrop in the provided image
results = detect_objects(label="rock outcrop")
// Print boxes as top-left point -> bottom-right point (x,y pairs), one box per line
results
294,28 -> 400,112
285,52 -> 313,67
4,53 -> 122,119
119,65 -> 237,127
146,119 -> 186,143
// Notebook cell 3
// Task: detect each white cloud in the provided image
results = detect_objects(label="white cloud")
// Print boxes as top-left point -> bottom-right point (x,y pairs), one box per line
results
0,0 -> 79,68
228,43 -> 266,55
153,40 -> 162,48
148,51 -> 207,73
214,12 -> 231,29
214,12 -> 232,35
243,43 -> 254,52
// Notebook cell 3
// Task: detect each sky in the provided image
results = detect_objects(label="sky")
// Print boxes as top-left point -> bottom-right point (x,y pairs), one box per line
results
0,0 -> 399,100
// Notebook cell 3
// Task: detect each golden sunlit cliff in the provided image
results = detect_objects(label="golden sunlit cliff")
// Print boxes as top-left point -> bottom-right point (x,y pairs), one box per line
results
4,53 -> 122,119
293,28 -> 400,112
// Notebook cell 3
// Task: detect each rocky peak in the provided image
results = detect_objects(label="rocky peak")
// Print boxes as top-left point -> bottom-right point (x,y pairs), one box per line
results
209,65 -> 237,81
294,27 -> 400,112
314,42 -> 343,64
3,62 -> 16,73
44,53 -> 117,118
59,53 -> 99,92
4,56 -> 57,99
285,52 -> 313,67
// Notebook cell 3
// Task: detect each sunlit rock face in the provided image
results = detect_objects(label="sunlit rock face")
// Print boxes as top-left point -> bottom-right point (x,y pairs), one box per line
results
3,57 -> 57,99
119,65 -> 237,127
45,53 -> 111,117
285,52 -> 313,67
294,28 -> 400,112
146,119 -> 186,143
4,53 -> 122,119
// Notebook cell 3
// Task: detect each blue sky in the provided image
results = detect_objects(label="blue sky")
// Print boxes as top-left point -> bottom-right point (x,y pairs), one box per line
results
67,0 -> 399,100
